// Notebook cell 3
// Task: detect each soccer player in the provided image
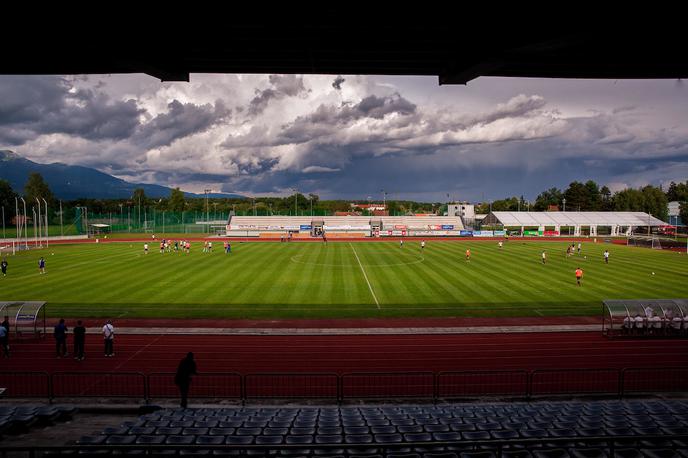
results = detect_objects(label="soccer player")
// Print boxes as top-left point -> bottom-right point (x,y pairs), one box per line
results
208,241 -> 213,252
575,267 -> 584,286
603,250 -> 609,264
465,248 -> 471,261
400,239 -> 403,248
227,242 -> 231,255
541,251 -> 546,264
160,241 -> 164,254
1,258 -> 7,277
143,243 -> 149,254
39,257 -> 46,274
577,242 -> 582,255
498,241 -> 503,249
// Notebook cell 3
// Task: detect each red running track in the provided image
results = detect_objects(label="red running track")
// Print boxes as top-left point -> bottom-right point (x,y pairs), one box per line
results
9,332 -> 688,375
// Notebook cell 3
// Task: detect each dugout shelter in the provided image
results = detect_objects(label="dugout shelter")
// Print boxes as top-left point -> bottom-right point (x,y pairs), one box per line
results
0,301 -> 47,338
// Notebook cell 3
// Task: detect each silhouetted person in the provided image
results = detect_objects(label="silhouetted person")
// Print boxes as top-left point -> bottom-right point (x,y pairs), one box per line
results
174,352 -> 197,408
54,318 -> 68,357
73,320 -> 86,360
0,316 -> 9,357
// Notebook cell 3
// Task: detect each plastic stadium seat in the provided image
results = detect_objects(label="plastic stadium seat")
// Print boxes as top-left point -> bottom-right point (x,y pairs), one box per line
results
461,431 -> 490,441
459,452 -> 496,458
374,433 -> 403,443
345,434 -> 374,444
451,424 -> 477,432
136,435 -> 165,444
237,427 -> 262,435
530,450 -> 570,458
346,426 -> 371,435
226,436 -> 253,445
208,427 -> 235,436
290,426 -> 315,435
264,427 -> 289,436
501,451 -> 533,458
105,435 -> 137,444
315,435 -> 343,444
639,450 -> 681,458
183,427 -> 210,435
568,449 -> 607,458
491,430 -> 519,440
155,426 -> 182,435
255,435 -> 284,445
432,432 -> 461,442
166,435 -> 194,445
372,425 -> 396,434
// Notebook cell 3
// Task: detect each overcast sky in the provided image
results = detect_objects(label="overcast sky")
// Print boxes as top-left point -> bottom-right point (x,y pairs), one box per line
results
1,73 -> 687,202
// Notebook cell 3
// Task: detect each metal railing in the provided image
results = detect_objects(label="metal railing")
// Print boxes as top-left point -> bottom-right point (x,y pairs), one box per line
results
0,367 -> 685,402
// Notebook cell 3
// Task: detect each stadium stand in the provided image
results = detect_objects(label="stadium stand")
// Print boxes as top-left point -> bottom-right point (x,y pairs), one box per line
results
3,399 -> 684,455
226,216 -> 464,238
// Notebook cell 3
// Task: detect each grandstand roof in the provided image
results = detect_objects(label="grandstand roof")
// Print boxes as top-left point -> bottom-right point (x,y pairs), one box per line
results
484,211 -> 667,227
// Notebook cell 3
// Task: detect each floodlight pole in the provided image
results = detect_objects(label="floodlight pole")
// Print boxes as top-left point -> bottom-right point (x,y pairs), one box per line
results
32,207 -> 37,247
563,198 -> 566,212
1,206 -> 4,240
42,198 -> 48,247
34,198 -> 42,247
15,197 -> 20,242
60,200 -> 64,237
20,198 -> 28,248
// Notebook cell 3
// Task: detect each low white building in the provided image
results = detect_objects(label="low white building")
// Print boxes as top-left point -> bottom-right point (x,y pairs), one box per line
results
482,211 -> 666,236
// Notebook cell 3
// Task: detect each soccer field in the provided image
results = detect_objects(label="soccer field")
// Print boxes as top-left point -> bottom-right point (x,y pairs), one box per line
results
1,240 -> 686,319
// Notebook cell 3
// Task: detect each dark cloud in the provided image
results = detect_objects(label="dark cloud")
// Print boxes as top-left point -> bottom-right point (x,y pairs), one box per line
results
248,75 -> 308,116
332,76 -> 345,90
135,99 -> 230,148
0,75 -> 143,144
279,93 -> 417,144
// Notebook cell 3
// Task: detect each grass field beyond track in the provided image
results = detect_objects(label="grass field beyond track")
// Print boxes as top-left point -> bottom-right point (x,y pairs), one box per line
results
1,240 -> 686,319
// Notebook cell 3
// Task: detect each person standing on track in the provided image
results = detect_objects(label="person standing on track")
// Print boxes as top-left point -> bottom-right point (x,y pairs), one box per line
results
175,352 -> 198,409
103,320 -> 115,357
54,318 -> 68,357
73,320 -> 86,361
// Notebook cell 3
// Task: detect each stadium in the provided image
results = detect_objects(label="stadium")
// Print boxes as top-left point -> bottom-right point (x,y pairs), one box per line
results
1,9 -> 688,457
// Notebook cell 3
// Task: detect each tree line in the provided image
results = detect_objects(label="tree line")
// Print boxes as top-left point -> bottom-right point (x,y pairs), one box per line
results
1,174 -> 687,226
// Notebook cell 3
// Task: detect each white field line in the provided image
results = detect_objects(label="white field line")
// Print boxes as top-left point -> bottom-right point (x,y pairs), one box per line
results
349,243 -> 380,309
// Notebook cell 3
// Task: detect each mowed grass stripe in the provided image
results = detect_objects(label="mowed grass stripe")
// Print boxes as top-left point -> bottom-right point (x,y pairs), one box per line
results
3,240 -> 687,319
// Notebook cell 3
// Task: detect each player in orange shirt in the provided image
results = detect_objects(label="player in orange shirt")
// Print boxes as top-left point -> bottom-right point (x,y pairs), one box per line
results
466,248 -> 471,261
575,267 -> 584,286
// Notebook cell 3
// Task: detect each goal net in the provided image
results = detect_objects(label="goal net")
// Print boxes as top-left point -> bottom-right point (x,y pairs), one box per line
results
627,235 -> 663,250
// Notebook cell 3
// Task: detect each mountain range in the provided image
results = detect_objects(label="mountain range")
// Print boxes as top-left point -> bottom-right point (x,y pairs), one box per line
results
0,150 -> 240,200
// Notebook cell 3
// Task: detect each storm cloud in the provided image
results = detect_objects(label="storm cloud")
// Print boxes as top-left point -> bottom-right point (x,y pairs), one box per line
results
1,73 -> 687,201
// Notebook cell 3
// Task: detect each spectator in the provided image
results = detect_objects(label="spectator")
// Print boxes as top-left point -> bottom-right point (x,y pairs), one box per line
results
0,316 -> 9,357
633,312 -> 646,335
103,320 -> 115,357
73,320 -> 86,360
174,352 -> 198,409
54,318 -> 68,357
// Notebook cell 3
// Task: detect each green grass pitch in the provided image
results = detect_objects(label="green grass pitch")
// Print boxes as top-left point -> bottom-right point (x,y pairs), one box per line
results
1,240 -> 686,319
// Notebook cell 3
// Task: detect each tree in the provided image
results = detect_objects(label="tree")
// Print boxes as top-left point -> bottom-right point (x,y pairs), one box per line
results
534,187 -> 563,211
600,186 -> 612,211
169,187 -> 185,212
0,179 -> 18,225
563,181 -> 590,211
666,181 -> 688,202
584,180 -> 601,210
24,172 -> 55,207
613,188 -> 644,212
641,185 -> 668,221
